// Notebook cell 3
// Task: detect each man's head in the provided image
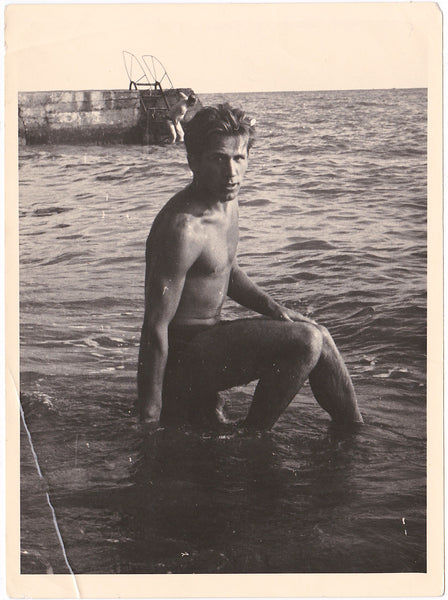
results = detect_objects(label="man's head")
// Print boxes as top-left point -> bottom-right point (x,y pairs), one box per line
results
184,103 -> 256,159
184,104 -> 256,203
187,94 -> 198,107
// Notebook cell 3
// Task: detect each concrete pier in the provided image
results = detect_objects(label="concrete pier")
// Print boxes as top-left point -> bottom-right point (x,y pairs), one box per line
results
18,88 -> 199,145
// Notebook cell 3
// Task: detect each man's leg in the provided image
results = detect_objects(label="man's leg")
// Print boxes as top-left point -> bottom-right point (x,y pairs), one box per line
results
167,121 -> 177,143
308,325 -> 363,425
180,318 -> 362,430
176,318 -> 351,429
174,121 -> 185,142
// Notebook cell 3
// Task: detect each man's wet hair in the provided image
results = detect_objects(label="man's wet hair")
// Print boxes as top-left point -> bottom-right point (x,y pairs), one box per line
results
184,103 -> 256,157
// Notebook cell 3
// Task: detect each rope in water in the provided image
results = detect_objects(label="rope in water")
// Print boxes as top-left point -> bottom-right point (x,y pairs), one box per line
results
19,400 -> 80,596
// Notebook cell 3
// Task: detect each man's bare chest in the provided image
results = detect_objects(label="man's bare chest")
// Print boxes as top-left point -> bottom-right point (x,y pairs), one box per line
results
190,222 -> 238,278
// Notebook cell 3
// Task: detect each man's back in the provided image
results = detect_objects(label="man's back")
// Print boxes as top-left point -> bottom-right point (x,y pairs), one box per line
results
168,95 -> 188,123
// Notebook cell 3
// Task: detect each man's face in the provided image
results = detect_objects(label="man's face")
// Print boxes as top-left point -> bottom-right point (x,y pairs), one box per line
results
190,133 -> 249,202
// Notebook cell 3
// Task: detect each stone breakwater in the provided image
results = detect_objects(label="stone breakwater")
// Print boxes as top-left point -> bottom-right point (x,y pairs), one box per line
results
18,88 -> 199,145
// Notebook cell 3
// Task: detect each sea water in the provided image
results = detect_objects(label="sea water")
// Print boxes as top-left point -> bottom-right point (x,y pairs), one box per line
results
19,88 -> 427,573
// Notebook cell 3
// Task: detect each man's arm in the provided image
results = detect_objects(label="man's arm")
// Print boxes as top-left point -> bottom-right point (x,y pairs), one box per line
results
227,261 -> 315,323
137,218 -> 202,423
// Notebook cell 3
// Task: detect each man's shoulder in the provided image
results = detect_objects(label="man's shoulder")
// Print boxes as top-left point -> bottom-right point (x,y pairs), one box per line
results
147,203 -> 204,268
150,194 -> 204,246
169,211 -> 202,242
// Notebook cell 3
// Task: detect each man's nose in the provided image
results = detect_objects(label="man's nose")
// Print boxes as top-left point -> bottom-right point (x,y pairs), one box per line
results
224,159 -> 238,178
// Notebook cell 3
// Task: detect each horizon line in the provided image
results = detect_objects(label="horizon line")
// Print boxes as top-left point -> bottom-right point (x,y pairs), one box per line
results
18,86 -> 428,95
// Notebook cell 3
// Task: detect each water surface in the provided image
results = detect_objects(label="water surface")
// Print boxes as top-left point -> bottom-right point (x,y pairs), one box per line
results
20,88 -> 426,573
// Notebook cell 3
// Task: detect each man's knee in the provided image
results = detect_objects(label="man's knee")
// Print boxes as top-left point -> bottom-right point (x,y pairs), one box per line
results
289,322 -> 323,363
313,323 -> 336,349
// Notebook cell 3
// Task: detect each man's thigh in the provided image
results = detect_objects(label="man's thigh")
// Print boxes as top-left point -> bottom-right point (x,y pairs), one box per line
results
180,317 -> 316,393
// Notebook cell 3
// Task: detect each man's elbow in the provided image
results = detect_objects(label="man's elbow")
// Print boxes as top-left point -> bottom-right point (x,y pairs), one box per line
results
149,322 -> 168,342
147,321 -> 172,350
228,264 -> 238,286
143,320 -> 169,353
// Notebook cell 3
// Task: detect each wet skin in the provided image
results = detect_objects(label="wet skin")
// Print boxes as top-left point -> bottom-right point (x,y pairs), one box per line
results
137,132 -> 363,429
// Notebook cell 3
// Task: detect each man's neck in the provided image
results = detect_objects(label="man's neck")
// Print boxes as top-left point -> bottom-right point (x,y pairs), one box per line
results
188,181 -> 237,212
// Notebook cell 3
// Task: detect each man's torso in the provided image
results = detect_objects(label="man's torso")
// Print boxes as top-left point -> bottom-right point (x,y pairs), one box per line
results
146,188 -> 239,325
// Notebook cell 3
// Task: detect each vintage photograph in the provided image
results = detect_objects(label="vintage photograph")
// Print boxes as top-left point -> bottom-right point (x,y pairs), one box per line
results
5,2 -> 443,596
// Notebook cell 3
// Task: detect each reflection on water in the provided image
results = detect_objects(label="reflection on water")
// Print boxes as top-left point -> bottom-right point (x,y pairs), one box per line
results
21,406 -> 425,574
40,421 -> 423,574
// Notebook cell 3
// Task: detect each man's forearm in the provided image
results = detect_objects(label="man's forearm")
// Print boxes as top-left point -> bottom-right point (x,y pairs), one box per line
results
137,326 -> 168,420
227,266 -> 281,316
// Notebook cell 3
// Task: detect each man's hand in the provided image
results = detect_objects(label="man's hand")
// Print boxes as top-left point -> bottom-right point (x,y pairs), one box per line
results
271,304 -> 318,325
139,402 -> 161,423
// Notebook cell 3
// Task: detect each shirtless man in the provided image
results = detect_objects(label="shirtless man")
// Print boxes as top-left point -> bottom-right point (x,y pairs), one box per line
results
137,103 -> 363,430
167,92 -> 197,143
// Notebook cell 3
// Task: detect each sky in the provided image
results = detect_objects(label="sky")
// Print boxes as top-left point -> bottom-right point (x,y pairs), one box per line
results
5,2 -> 436,94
